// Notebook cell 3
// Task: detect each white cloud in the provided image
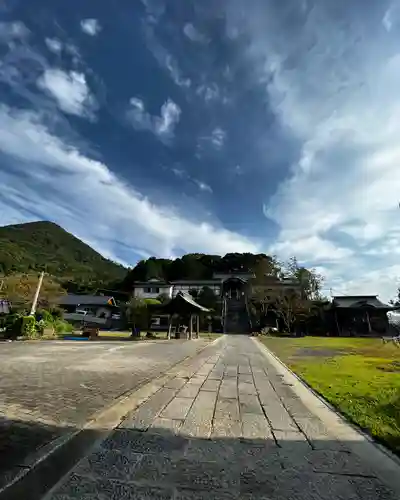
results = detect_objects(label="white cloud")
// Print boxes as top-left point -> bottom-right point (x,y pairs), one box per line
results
127,97 -> 181,142
171,167 -> 185,178
196,83 -> 220,102
194,179 -> 213,193
45,38 -> 62,54
143,26 -> 191,88
164,54 -> 191,88
0,21 -> 29,42
0,105 -> 259,262
80,18 -> 101,36
210,127 -> 226,149
226,1 -> 400,300
37,69 -> 96,118
270,236 -> 353,263
183,23 -> 208,43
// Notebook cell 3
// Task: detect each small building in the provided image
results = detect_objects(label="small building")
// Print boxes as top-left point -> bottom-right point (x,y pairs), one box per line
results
331,295 -> 393,336
58,295 -> 119,326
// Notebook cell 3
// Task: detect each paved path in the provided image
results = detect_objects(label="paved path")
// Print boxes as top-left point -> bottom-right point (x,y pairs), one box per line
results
46,335 -> 399,499
0,339 -> 212,489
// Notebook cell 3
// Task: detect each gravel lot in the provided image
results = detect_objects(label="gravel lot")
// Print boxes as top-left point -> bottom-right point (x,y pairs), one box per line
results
0,339 -> 211,487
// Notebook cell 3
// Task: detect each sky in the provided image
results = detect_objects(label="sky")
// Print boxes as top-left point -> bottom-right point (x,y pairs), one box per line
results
0,0 -> 400,301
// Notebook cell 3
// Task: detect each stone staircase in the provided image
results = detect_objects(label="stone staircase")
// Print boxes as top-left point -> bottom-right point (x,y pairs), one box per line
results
224,297 -> 251,334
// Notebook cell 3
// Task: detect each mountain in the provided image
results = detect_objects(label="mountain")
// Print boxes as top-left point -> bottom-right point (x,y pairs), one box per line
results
0,221 -> 127,289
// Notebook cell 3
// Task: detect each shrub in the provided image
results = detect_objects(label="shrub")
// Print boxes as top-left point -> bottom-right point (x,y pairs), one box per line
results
21,315 -> 38,338
4,313 -> 23,339
54,319 -> 74,334
36,309 -> 54,324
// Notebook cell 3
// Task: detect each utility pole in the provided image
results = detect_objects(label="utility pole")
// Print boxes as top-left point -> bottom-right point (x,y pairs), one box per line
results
30,271 -> 45,316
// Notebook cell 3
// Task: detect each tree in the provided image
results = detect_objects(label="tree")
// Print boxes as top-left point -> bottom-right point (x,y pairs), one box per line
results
273,289 -> 306,334
284,257 -> 324,300
125,297 -> 149,336
197,286 -> 218,310
390,287 -> 400,307
1,273 -> 66,311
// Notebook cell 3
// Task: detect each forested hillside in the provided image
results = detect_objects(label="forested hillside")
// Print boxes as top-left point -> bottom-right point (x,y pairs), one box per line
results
0,221 -> 126,290
121,253 -> 281,288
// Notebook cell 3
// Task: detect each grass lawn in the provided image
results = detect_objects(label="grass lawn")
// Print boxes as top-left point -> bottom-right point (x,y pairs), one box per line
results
260,336 -> 400,455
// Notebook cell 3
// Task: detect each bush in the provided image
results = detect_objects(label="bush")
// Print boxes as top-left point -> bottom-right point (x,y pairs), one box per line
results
21,315 -> 38,338
36,309 -> 54,324
54,319 -> 73,334
4,313 -> 23,339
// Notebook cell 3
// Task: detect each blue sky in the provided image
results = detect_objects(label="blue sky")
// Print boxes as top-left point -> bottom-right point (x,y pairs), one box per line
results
1,0 -> 400,300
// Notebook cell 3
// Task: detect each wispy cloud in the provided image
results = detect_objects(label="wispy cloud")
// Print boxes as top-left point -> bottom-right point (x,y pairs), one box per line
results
0,21 -> 29,41
196,83 -> 220,102
45,38 -> 62,54
183,23 -> 208,43
37,69 -> 97,118
80,19 -> 101,36
127,97 -> 181,142
210,127 -> 226,149
226,1 -> 400,299
0,104 -> 258,262
194,179 -> 213,193
171,167 -> 213,194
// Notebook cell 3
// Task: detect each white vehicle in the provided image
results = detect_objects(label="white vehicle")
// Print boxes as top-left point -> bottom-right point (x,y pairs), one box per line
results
75,310 -> 88,316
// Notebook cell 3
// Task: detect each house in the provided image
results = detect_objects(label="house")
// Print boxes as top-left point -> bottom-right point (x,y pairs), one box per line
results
0,299 -> 11,314
57,295 -> 120,326
331,295 -> 393,336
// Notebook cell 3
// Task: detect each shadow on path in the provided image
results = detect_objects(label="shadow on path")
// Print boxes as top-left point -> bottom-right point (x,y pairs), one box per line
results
0,418 -> 396,500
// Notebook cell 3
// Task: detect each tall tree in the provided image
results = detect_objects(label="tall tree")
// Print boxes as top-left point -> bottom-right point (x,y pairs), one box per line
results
390,287 -> 400,307
284,257 -> 323,300
2,273 -> 66,311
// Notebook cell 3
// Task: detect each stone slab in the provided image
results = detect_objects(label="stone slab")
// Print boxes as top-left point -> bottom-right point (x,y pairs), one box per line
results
215,398 -> 240,421
219,380 -> 237,399
101,429 -> 188,455
119,388 -> 176,431
201,379 -> 221,392
242,413 -> 273,439
48,473 -> 173,500
212,419 -> 242,438
175,488 -> 238,499
73,448 -> 142,482
151,418 -> 183,434
177,383 -> 201,399
180,392 -> 217,438
161,397 -> 194,420
239,394 -> 264,415
238,382 -> 257,395
262,402 -> 298,431
164,378 -> 188,390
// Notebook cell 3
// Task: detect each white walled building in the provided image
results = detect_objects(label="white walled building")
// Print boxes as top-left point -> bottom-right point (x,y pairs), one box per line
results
132,273 -> 302,301
132,273 -> 255,300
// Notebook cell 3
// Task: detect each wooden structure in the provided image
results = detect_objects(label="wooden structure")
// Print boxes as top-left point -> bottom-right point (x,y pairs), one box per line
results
331,296 -> 393,336
161,292 -> 209,340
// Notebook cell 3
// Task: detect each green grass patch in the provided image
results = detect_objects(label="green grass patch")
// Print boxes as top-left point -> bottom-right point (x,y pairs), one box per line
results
260,336 -> 400,455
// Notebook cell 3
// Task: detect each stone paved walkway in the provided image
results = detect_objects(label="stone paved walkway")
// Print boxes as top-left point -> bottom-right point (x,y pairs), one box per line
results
45,336 -> 399,499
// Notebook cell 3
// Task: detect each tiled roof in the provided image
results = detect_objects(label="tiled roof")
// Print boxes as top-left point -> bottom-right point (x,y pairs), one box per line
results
58,295 -> 116,306
332,296 -> 390,309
